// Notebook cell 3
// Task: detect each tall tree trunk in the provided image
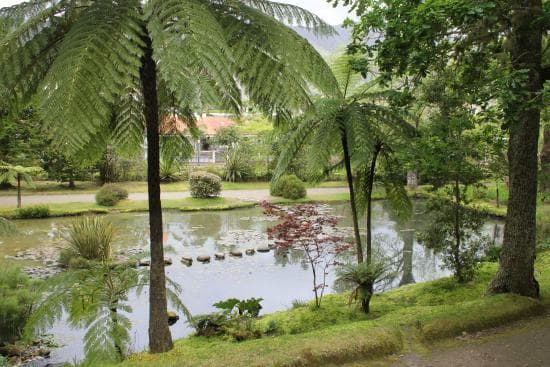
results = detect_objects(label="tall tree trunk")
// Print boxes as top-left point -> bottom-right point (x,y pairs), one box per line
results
341,134 -> 364,263
540,124 -> 550,197
365,143 -> 381,265
488,0 -> 542,298
140,31 -> 173,353
454,177 -> 462,282
16,173 -> 21,208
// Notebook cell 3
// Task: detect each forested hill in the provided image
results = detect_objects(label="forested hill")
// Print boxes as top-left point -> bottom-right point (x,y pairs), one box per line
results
291,25 -> 352,56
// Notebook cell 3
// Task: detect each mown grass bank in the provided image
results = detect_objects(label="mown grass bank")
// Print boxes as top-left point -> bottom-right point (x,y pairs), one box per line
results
117,251 -> 549,367
0,192 -> 357,219
0,180 -> 347,196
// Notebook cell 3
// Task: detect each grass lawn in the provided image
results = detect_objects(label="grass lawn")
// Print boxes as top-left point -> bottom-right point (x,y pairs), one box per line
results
117,251 -> 550,367
0,180 -> 347,196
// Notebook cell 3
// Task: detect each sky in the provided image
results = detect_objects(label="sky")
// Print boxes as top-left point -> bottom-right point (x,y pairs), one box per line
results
0,0 -> 353,25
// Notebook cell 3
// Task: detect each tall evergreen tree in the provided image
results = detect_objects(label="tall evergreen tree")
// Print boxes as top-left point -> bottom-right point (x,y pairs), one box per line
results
0,0 -> 338,352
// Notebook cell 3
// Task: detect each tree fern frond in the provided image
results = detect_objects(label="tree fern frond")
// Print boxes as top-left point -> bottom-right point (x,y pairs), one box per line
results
216,2 -> 339,114
147,0 -> 241,113
241,0 -> 336,36
38,0 -> 143,152
112,86 -> 146,155
272,117 -> 317,182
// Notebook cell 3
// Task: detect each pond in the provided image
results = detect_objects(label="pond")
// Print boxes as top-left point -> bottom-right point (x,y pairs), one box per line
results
0,201 -> 504,365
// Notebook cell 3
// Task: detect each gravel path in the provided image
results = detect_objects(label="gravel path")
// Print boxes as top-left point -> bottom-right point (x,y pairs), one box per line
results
390,313 -> 550,367
0,187 -> 348,206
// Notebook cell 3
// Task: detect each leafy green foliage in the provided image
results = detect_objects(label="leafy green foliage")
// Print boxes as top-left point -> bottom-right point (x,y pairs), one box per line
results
0,163 -> 43,188
194,298 -> 264,341
212,126 -> 241,146
95,184 -> 129,206
270,174 -> 306,199
189,171 -> 222,198
213,297 -> 264,317
419,195 -> 490,283
223,145 -> 254,183
61,216 -> 114,265
0,217 -> 17,235
24,262 -> 190,364
15,205 -> 50,219
335,260 -> 392,313
0,265 -> 38,344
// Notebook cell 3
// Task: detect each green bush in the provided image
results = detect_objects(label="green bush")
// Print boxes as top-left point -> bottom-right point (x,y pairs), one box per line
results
15,205 -> 50,219
95,184 -> 128,206
60,216 -> 114,265
189,171 -> 222,198
270,174 -> 306,200
202,164 -> 225,178
0,266 -> 38,344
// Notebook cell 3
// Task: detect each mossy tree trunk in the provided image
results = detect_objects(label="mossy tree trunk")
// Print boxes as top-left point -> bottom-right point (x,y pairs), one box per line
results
488,0 -> 542,298
140,30 -> 173,353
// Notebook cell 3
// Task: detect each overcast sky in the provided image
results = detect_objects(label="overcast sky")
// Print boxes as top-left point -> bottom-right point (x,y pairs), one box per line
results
0,0 -> 353,25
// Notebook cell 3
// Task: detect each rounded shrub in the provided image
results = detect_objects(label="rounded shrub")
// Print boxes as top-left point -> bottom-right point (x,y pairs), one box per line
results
95,184 -> 128,206
189,171 -> 222,198
15,205 -> 50,219
270,174 -> 306,200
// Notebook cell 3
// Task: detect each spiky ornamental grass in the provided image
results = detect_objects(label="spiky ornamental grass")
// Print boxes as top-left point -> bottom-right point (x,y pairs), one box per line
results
63,216 -> 115,262
0,0 -> 339,353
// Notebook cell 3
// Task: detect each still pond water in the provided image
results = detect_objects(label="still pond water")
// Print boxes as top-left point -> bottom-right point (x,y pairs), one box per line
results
0,201 -> 504,365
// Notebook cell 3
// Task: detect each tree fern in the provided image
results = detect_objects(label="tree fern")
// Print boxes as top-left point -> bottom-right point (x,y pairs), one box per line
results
2,0 -> 339,352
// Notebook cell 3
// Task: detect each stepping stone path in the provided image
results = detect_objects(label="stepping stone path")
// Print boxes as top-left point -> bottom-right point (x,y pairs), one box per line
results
197,255 -> 211,263
181,256 -> 193,266
230,250 -> 243,257
215,253 -> 225,260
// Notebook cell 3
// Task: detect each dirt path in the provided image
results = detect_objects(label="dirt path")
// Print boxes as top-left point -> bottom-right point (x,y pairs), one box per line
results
387,313 -> 550,367
0,187 -> 348,206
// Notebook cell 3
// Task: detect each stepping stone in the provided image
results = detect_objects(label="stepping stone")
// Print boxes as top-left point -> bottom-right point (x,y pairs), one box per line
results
197,255 -> 211,263
167,311 -> 179,326
164,258 -> 173,265
230,250 -> 243,257
181,256 -> 193,266
138,259 -> 150,266
257,246 -> 270,253
215,253 -> 225,260
245,249 -> 255,255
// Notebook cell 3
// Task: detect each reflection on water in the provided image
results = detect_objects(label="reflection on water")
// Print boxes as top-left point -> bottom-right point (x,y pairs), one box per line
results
0,201 -> 504,365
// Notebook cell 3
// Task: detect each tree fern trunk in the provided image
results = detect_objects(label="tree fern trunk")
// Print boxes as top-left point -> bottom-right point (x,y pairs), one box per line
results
365,143 -> 381,266
341,134 -> 364,264
140,31 -> 173,353
488,0 -> 542,298
16,173 -> 21,208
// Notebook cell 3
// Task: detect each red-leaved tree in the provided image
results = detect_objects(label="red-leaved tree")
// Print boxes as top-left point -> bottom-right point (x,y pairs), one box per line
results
262,201 -> 352,308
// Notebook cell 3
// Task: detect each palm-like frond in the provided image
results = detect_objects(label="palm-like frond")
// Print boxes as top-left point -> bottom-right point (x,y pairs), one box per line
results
147,0 -> 241,112
38,0 -> 143,152
0,217 -> 17,235
242,0 -> 335,35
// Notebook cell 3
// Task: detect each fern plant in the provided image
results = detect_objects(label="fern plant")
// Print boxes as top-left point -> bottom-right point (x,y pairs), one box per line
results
0,0 -> 338,352
274,54 -> 415,268
0,163 -> 43,208
24,262 -> 191,364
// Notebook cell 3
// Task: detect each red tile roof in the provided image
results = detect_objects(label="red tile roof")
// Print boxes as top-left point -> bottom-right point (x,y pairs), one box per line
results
161,115 -> 236,135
